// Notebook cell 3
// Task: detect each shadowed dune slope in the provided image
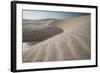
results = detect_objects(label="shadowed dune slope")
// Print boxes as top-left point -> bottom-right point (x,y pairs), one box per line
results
23,27 -> 63,42
23,19 -> 63,42
23,15 -> 91,63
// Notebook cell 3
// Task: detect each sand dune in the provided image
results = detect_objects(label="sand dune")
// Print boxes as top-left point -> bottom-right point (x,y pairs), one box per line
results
22,15 -> 91,63
23,19 -> 63,42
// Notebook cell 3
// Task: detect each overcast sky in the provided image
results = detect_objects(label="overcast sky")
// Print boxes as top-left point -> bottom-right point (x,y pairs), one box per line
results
23,10 -> 90,20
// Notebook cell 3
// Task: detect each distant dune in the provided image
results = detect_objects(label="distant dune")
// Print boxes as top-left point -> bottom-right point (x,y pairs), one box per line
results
23,19 -> 63,42
22,15 -> 91,63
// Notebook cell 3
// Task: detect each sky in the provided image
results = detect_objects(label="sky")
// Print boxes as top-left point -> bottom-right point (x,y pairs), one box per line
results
23,10 -> 90,20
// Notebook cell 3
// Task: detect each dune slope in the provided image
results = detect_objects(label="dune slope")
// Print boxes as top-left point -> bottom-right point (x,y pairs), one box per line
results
22,15 -> 91,62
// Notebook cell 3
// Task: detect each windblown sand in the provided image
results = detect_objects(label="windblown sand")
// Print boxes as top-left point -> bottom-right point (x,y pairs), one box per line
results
22,15 -> 91,63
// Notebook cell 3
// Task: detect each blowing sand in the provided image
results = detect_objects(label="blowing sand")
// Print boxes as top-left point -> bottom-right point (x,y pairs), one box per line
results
22,15 -> 91,63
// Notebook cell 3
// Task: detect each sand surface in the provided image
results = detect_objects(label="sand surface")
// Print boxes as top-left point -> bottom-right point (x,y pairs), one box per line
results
22,15 -> 91,63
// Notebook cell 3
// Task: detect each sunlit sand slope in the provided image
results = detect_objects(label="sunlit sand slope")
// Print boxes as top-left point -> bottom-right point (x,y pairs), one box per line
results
23,15 -> 91,62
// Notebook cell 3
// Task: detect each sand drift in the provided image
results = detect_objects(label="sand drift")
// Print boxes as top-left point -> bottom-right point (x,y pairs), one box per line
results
22,15 -> 91,63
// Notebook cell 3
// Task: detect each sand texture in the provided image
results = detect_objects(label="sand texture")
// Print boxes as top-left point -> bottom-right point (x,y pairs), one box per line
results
22,15 -> 91,63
